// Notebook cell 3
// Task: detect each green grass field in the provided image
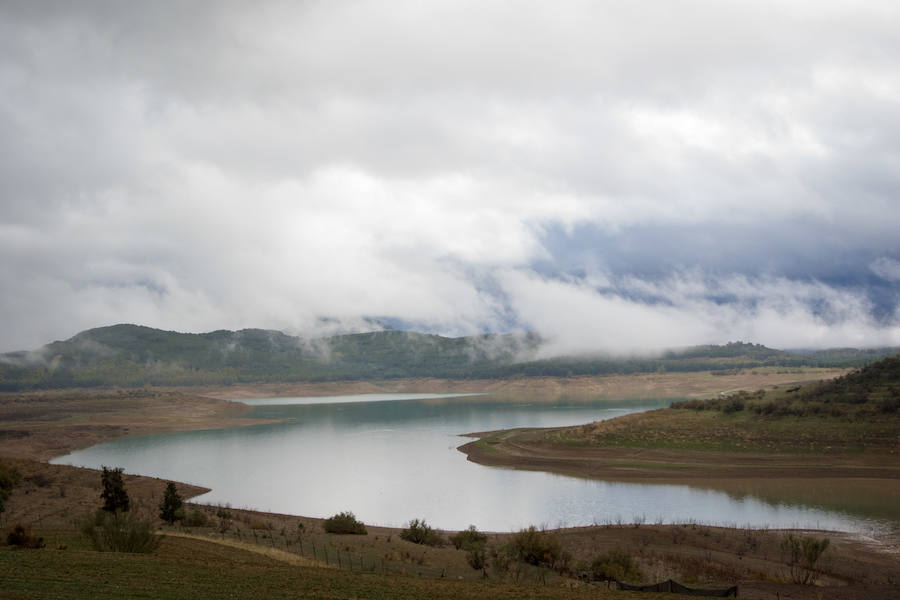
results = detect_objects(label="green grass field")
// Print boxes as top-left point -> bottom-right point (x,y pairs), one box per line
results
0,532 -> 626,600
550,408 -> 900,454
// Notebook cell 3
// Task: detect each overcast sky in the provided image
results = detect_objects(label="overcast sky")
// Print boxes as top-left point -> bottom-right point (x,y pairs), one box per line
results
1,1 -> 899,354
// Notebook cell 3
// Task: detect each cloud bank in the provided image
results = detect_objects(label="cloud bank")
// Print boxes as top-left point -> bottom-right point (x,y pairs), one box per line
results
1,1 -> 898,353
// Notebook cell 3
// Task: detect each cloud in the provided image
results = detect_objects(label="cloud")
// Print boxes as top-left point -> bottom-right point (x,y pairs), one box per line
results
500,270 -> 900,355
0,1 -> 898,352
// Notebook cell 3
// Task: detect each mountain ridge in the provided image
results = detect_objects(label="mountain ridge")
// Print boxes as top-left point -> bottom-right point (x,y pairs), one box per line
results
1,323 -> 897,391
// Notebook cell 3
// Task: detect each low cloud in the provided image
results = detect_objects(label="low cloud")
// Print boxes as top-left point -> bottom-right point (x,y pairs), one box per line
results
1,2 -> 898,353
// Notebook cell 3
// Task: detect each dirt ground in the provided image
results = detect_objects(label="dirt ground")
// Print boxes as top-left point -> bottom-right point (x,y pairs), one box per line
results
0,388 -> 278,461
191,368 -> 848,401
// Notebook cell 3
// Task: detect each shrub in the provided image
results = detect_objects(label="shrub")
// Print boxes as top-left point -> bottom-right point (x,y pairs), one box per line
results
589,550 -> 643,582
449,525 -> 489,571
0,463 -> 21,516
400,518 -> 444,546
450,524 -> 488,550
467,545 -> 487,570
507,525 -> 561,567
6,525 -> 44,549
80,510 -> 160,553
182,508 -> 209,527
781,533 -> 830,584
722,397 -> 745,414
323,511 -> 367,535
215,504 -> 232,520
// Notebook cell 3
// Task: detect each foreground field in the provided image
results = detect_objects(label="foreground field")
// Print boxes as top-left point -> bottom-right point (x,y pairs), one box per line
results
3,460 -> 900,600
0,532 -> 621,600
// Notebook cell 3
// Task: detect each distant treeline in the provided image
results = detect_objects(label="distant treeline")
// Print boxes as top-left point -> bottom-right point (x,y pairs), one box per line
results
0,324 -> 897,391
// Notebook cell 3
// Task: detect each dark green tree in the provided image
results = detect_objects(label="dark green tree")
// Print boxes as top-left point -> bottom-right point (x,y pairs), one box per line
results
100,466 -> 129,513
158,482 -> 183,524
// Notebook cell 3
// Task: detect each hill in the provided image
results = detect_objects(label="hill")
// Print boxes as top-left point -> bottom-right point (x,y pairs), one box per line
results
1,324 -> 898,390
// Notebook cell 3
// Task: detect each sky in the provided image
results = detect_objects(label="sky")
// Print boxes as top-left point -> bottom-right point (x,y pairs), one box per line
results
1,0 -> 899,355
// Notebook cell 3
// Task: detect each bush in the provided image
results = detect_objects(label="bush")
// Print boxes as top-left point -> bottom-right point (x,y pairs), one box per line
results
450,525 -> 489,571
182,508 -> 210,527
589,550 -> 643,582
6,524 -> 44,549
323,511 -> 367,535
507,525 -> 561,567
467,545 -> 487,570
781,533 -> 830,584
400,518 -> 444,546
80,510 -> 160,553
0,463 -> 21,516
450,525 -> 487,550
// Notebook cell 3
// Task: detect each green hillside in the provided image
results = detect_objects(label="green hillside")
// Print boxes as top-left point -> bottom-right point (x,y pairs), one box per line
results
0,324 -> 897,390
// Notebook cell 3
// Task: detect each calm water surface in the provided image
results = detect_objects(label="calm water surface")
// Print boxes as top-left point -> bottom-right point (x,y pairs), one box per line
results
52,394 -> 882,532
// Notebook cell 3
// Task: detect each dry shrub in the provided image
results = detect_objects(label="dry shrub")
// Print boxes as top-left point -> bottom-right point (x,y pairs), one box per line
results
80,510 -> 160,553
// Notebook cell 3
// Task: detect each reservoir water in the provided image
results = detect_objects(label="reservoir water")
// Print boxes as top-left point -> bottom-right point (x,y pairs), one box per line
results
51,394 -> 883,532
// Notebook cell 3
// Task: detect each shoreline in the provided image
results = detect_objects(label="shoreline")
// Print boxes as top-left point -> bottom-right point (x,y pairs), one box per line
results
457,427 -> 900,525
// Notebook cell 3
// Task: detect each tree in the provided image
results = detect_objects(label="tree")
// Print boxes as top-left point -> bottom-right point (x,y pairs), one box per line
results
158,482 -> 183,524
100,466 -> 129,513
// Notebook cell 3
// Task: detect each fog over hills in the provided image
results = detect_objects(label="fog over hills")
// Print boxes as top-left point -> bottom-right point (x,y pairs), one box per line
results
1,324 -> 896,391
1,3 -> 899,355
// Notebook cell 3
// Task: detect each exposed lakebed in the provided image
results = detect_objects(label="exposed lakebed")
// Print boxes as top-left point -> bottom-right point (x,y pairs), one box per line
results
52,393 -> 885,532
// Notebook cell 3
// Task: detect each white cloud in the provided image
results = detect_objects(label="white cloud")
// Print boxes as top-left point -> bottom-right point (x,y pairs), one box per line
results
870,257 -> 900,282
1,1 -> 899,352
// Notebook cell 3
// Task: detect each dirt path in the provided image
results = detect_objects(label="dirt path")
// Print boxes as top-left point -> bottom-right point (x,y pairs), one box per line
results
164,531 -> 330,568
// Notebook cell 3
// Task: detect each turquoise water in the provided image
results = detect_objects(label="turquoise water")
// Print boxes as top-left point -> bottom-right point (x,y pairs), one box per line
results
51,394 -> 881,532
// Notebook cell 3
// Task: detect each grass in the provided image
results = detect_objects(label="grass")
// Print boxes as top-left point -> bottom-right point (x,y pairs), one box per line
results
0,532 -> 623,600
550,408 -> 900,454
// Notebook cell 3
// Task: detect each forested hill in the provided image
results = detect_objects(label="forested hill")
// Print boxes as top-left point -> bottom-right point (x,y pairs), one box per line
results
0,324 -> 897,390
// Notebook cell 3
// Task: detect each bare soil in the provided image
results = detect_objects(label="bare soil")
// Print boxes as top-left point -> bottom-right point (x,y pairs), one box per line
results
0,388 -> 278,461
192,368 -> 848,401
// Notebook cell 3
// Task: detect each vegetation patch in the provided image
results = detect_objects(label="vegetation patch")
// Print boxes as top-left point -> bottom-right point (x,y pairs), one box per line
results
548,355 -> 900,454
587,550 -> 643,583
80,510 -> 160,553
506,526 -> 564,569
400,518 -> 445,546
6,525 -> 44,549
323,511 -> 367,535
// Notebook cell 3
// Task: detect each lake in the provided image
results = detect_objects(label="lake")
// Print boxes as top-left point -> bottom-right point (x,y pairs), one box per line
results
51,393 -> 884,532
